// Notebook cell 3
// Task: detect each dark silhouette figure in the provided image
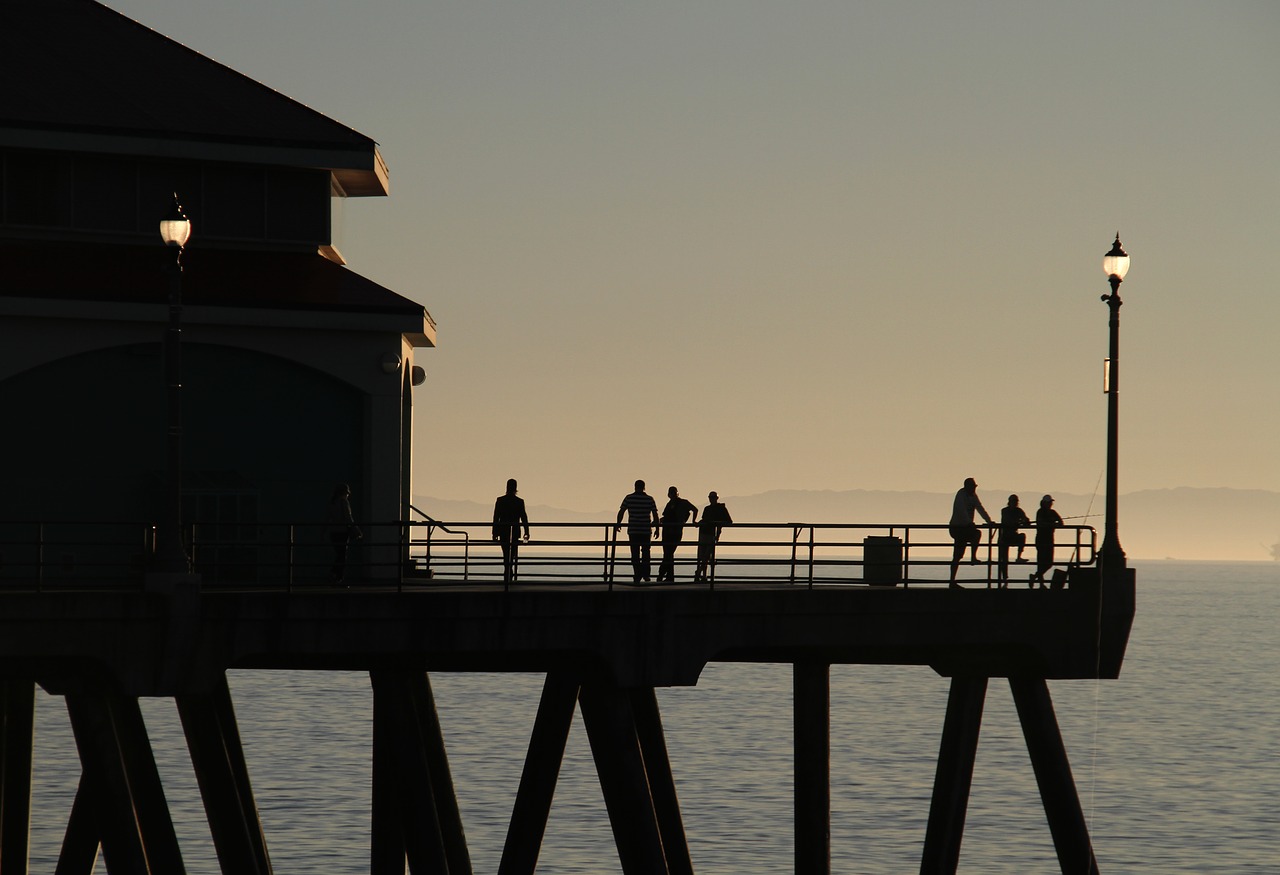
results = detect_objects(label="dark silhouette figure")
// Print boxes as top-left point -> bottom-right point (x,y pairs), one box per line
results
492,478 -> 530,583
695,491 -> 733,582
948,477 -> 993,587
657,486 -> 699,583
328,483 -> 361,584
997,494 -> 1031,586
1029,494 -> 1064,588
615,480 -> 659,583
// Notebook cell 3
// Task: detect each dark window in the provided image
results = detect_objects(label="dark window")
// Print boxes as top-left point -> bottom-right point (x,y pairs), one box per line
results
266,168 -> 328,243
75,156 -> 138,232
204,166 -> 265,239
4,152 -> 73,227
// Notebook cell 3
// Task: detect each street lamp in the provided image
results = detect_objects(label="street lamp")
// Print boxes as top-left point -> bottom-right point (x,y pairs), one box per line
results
154,193 -> 192,573
1099,232 -> 1130,570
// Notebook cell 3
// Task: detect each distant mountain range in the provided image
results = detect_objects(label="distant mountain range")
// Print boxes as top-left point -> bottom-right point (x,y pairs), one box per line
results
412,487 -> 1280,562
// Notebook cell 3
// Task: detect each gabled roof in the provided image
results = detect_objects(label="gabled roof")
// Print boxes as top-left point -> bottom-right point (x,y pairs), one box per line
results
0,0 -> 388,195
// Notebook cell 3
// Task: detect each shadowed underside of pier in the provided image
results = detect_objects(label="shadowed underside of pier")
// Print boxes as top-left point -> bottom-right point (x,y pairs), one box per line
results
0,568 -> 1134,875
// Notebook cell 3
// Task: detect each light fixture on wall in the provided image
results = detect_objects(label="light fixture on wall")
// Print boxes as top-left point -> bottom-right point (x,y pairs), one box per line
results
381,352 -> 402,375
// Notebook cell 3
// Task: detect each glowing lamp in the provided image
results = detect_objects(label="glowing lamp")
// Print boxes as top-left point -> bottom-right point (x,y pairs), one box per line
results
159,194 -> 193,249
1102,233 -> 1129,282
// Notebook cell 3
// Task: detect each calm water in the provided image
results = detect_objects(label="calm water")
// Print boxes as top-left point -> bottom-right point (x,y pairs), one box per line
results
26,561 -> 1280,873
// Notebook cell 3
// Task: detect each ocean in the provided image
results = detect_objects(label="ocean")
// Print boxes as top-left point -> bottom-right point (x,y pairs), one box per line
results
25,560 -> 1279,873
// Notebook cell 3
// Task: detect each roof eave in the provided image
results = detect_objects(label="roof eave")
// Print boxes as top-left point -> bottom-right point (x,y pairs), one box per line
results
0,126 -> 389,197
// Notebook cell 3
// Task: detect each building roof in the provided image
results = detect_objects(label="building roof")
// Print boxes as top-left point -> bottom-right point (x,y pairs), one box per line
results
0,241 -> 436,346
0,0 -> 388,195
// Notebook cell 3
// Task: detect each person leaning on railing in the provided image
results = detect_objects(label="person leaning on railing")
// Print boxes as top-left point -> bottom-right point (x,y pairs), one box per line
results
997,494 -> 1031,587
657,486 -> 699,583
695,491 -> 733,582
1029,495 -> 1064,589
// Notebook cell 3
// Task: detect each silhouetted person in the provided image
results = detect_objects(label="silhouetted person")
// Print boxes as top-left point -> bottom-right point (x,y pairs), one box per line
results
948,477 -> 992,587
695,491 -> 733,582
328,483 -> 361,584
615,480 -> 659,583
997,494 -> 1031,586
492,478 -> 530,583
657,486 -> 699,583
1029,494 -> 1063,588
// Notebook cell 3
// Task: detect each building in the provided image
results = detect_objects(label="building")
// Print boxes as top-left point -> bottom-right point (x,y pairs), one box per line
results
0,0 -> 435,583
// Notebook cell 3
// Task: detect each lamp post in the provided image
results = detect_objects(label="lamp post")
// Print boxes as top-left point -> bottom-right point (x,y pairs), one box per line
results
155,193 -> 192,573
1100,232 -> 1130,571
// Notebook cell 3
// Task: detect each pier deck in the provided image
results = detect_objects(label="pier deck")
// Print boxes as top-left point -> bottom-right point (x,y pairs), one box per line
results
0,522 -> 1134,875
1,572 -> 1133,696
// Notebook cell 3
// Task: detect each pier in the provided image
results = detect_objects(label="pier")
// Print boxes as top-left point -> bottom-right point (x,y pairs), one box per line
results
0,519 -> 1134,874
1,6 -> 1140,871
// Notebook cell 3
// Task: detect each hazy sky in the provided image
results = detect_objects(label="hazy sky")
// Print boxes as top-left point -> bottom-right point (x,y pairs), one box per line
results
109,1 -> 1279,513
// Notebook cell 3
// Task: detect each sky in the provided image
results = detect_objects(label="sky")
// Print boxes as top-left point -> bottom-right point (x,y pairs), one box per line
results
108,0 -> 1279,514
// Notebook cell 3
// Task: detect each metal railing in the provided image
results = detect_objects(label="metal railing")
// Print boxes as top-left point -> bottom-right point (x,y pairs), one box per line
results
0,519 -> 1096,592
410,521 -> 1097,590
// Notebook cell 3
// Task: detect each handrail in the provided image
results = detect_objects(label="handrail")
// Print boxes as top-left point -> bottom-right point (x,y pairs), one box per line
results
407,520 -> 1096,590
0,519 -> 1096,592
408,504 -> 470,581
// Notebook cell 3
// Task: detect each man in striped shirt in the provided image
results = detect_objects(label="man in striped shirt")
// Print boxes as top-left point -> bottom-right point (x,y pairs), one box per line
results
615,480 -> 660,583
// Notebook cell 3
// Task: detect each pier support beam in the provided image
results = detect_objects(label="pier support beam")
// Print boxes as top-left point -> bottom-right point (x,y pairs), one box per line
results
920,676 -> 987,875
176,675 -> 272,875
370,670 -> 471,875
794,662 -> 830,875
57,780 -> 102,875
629,687 -> 693,875
578,682 -> 679,875
65,688 -> 186,875
1,680 -> 35,875
499,673 -> 579,875
1009,678 -> 1099,875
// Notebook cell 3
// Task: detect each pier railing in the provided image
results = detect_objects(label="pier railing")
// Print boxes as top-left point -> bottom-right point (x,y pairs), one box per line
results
0,519 -> 1096,591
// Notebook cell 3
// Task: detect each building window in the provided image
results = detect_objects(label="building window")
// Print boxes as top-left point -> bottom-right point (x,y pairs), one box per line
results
3,152 -> 73,227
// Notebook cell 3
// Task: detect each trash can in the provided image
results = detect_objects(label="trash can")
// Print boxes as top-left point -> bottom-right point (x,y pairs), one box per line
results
863,536 -> 902,585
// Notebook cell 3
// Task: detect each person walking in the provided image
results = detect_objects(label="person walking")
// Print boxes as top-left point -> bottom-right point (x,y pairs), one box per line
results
997,494 -> 1031,586
695,491 -> 733,582
615,480 -> 659,583
657,486 -> 698,583
1029,494 -> 1064,588
492,478 -> 530,583
328,483 -> 361,584
948,477 -> 993,588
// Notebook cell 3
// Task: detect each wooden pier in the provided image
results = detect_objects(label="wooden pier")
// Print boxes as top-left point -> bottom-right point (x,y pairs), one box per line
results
0,562 -> 1135,874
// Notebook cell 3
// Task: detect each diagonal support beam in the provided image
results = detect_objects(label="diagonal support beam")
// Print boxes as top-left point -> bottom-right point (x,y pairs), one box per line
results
577,683 -> 669,875
405,673 -> 471,875
920,676 -> 988,875
65,688 -> 186,875
499,673 -> 579,875
1009,678 -> 1099,875
55,779 -> 101,875
370,670 -> 472,875
629,687 -> 693,875
176,675 -> 273,875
